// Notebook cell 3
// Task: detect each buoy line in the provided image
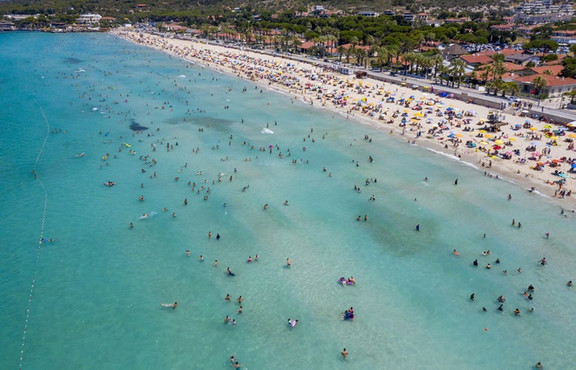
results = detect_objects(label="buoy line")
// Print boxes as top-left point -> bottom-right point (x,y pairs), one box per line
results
19,99 -> 50,369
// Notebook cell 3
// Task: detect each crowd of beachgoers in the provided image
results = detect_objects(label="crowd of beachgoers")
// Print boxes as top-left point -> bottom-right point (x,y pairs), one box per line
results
112,28 -> 576,207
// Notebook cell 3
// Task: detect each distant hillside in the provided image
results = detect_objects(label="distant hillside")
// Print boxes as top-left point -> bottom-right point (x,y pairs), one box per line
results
0,0 -> 514,16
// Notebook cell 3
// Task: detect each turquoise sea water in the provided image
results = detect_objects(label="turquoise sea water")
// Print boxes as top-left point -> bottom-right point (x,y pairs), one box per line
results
1,32 -> 576,370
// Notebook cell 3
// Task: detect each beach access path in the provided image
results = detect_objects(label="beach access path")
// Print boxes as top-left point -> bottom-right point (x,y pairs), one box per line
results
111,28 -> 576,209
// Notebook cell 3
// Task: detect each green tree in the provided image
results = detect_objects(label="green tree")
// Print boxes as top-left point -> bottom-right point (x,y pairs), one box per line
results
450,59 -> 467,88
532,76 -> 548,96
505,82 -> 520,97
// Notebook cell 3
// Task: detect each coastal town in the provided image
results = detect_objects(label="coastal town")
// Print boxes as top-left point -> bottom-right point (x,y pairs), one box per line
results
1,1 -> 575,112
3,1 -> 576,201
4,2 -> 576,369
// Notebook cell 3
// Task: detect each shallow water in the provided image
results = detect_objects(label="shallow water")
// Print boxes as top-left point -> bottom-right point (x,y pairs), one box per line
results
1,32 -> 575,370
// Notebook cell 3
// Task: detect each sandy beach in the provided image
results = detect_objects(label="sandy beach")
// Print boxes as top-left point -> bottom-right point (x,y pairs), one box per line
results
112,28 -> 576,208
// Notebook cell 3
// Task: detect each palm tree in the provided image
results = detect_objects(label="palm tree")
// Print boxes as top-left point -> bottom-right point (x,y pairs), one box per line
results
450,59 -> 467,88
325,35 -> 338,57
337,45 -> 346,62
505,81 -> 520,97
431,54 -> 444,80
420,55 -> 434,79
481,65 -> 493,86
492,59 -> 506,81
532,76 -> 548,97
355,48 -> 367,68
400,52 -> 414,75
486,79 -> 504,96
437,64 -> 450,86
373,46 -> 388,69
384,44 -> 400,72
566,90 -> 576,104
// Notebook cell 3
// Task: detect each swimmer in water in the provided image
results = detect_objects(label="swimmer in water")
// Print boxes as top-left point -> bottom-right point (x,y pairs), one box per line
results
286,258 -> 291,267
225,294 -> 230,302
186,250 -> 190,256
341,348 -> 348,359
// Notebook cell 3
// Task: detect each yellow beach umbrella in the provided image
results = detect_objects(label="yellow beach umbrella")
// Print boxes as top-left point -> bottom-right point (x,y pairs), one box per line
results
568,133 -> 576,138
495,139 -> 504,145
509,137 -> 516,141
550,136 -> 558,140
484,134 -> 494,139
455,134 -> 463,138
529,127 -> 538,131
480,141 -> 489,145
479,129 -> 487,133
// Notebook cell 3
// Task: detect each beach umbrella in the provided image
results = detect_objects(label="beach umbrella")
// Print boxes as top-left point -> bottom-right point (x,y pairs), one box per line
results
544,124 -> 553,129
455,134 -> 463,138
568,133 -> 576,138
484,134 -> 494,139
479,129 -> 487,133
493,145 -> 502,150
495,140 -> 504,145
509,137 -> 517,141
480,141 -> 489,145
529,127 -> 538,131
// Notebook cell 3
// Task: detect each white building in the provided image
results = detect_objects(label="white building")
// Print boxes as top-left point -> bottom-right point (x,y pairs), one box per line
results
77,14 -> 102,25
